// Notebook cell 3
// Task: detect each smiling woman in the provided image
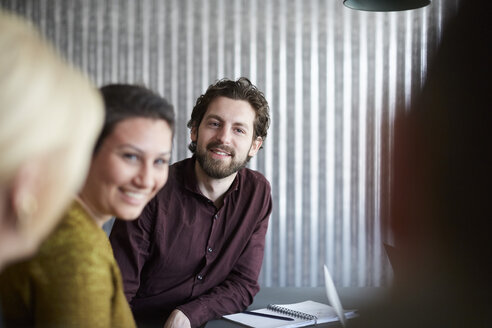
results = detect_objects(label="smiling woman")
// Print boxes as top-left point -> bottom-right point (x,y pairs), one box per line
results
81,117 -> 173,224
0,84 -> 175,328
80,85 -> 175,226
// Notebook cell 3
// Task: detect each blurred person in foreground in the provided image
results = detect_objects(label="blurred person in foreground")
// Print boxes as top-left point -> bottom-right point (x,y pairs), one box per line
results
352,0 -> 491,327
110,77 -> 272,328
0,10 -> 103,274
0,84 -> 175,327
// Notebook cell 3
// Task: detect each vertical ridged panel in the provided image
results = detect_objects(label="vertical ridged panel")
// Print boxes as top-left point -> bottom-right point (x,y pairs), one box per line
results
0,0 -> 457,287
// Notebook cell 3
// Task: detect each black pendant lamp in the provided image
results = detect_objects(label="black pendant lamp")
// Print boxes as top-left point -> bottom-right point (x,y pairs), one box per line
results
343,0 -> 430,11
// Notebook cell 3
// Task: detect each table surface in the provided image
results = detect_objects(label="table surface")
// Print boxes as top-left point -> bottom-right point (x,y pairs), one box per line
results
205,287 -> 387,327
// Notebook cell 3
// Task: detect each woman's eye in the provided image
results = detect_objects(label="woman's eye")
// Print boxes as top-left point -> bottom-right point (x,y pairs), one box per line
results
154,158 -> 169,166
123,153 -> 139,162
209,122 -> 220,127
235,128 -> 245,134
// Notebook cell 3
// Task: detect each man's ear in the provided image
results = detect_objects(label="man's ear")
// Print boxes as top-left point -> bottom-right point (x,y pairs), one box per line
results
248,137 -> 263,157
190,126 -> 198,143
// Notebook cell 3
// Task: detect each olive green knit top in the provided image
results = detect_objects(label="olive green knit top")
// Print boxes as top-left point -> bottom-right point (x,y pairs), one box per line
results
0,201 -> 136,328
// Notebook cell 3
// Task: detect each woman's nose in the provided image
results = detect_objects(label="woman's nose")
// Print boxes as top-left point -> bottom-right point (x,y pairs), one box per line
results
134,164 -> 153,188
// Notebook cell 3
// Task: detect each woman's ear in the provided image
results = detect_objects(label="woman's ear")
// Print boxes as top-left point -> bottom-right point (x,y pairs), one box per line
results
8,162 -> 40,231
0,185 -> 12,228
0,162 -> 43,268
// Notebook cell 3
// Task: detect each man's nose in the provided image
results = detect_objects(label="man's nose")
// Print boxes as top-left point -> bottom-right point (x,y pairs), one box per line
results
215,127 -> 232,144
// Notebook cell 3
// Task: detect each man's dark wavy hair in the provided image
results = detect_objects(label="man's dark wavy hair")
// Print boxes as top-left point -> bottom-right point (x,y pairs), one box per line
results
187,77 -> 270,153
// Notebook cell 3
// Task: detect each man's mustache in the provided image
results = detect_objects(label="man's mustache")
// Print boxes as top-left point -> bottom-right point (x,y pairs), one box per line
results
206,142 -> 235,156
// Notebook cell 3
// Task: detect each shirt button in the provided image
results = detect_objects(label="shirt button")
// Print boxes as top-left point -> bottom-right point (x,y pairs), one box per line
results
197,274 -> 203,281
213,214 -> 218,220
207,247 -> 213,253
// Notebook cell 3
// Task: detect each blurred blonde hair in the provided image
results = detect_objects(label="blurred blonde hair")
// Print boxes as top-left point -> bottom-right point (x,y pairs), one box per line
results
0,10 -> 103,189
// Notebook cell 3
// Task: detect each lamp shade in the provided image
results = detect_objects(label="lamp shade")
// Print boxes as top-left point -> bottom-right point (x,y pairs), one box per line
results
343,0 -> 430,11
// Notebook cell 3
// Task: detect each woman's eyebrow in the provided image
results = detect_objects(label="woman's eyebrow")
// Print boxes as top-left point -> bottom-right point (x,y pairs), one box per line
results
117,144 -> 172,156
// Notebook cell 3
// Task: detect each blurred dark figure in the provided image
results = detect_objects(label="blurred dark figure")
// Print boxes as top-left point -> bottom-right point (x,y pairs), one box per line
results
353,0 -> 491,327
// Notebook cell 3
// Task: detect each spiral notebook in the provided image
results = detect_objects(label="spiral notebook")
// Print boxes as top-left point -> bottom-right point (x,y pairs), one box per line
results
223,300 -> 357,328
223,265 -> 357,328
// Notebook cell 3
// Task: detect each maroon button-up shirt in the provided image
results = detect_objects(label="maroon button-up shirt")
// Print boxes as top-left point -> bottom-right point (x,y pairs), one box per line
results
109,157 -> 272,327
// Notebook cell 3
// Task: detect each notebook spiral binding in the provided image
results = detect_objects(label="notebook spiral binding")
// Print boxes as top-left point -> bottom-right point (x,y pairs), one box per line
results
267,304 -> 318,322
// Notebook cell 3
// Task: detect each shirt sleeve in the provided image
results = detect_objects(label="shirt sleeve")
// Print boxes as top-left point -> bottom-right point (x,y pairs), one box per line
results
109,198 -> 156,303
176,192 -> 273,327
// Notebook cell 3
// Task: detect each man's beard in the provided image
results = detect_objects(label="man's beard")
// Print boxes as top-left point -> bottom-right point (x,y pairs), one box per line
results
195,141 -> 250,179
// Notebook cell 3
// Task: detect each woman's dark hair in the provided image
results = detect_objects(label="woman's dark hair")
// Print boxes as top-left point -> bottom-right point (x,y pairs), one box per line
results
187,77 -> 270,153
94,84 -> 175,153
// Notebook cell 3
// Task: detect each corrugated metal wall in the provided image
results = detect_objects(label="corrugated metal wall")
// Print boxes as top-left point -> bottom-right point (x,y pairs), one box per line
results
0,0 -> 459,287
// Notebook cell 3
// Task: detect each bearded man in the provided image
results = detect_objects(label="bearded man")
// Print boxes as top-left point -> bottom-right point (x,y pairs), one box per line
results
110,77 -> 272,328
